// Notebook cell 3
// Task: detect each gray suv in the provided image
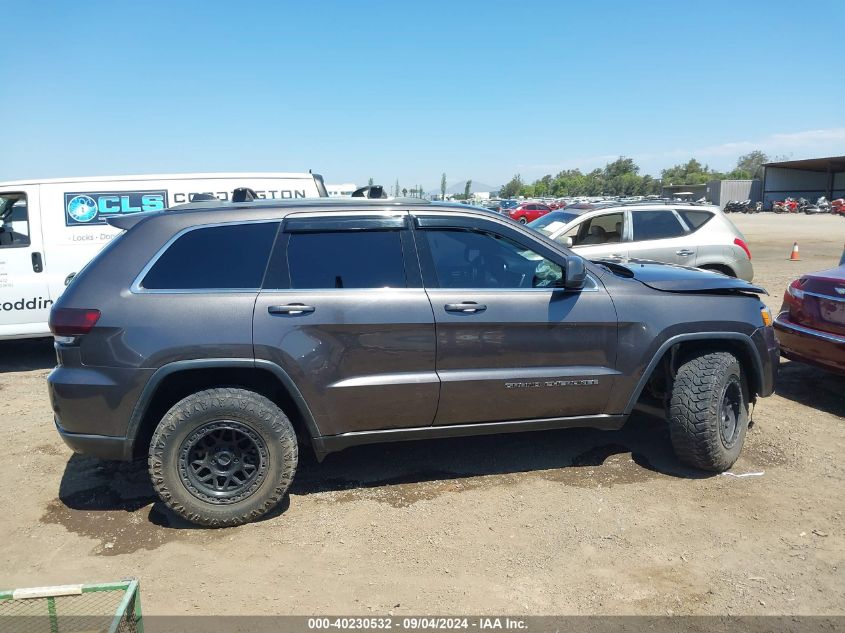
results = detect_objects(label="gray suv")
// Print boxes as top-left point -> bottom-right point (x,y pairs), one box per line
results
48,199 -> 778,526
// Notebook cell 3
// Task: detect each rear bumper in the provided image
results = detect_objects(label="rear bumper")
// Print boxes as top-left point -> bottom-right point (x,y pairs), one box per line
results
48,361 -> 153,460
774,313 -> 845,375
55,418 -> 133,460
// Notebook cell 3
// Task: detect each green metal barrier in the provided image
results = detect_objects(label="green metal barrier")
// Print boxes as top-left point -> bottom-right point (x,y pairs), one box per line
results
0,578 -> 142,633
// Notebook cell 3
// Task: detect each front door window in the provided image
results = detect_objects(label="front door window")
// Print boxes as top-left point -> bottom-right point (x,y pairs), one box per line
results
0,193 -> 30,248
422,228 -> 563,289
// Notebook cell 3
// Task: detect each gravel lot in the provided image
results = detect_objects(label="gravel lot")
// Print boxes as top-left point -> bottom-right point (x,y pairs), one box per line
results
1,213 -> 843,615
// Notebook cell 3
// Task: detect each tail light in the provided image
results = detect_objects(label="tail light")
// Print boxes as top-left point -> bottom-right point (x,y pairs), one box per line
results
49,308 -> 101,337
734,238 -> 752,260
783,278 -> 808,322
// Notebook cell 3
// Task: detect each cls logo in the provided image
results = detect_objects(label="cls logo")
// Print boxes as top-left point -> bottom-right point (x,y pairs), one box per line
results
64,190 -> 167,225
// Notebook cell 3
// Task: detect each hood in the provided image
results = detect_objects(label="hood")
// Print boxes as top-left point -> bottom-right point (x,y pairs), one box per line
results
594,258 -> 767,295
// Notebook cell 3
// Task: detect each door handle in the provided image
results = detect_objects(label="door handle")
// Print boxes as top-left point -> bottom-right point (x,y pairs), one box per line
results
676,249 -> 694,257
445,302 -> 487,314
31,252 -> 43,273
268,304 -> 315,315
609,253 -> 625,258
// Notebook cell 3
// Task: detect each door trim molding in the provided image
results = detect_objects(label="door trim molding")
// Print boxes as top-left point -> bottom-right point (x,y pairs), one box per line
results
312,414 -> 626,459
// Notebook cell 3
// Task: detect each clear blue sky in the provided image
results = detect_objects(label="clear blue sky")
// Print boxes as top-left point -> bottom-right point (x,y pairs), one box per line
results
2,0 -> 843,189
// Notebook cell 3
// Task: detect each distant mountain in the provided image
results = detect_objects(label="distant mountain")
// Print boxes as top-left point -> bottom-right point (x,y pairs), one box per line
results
442,180 -> 499,195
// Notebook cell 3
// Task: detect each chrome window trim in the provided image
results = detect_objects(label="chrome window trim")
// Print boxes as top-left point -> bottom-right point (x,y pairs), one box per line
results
419,273 -> 600,293
259,287 -> 424,294
130,218 -> 280,294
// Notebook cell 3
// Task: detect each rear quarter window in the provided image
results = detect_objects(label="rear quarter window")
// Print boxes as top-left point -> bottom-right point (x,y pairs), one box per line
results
677,210 -> 714,231
141,222 -> 279,290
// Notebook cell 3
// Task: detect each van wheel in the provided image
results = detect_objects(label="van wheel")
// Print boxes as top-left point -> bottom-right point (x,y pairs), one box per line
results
668,352 -> 748,472
148,388 -> 297,527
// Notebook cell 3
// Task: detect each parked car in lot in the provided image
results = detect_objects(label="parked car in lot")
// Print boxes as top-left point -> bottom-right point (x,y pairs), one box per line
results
48,198 -> 777,526
775,264 -> 845,374
508,201 -> 552,223
535,203 -> 754,281
499,199 -> 519,213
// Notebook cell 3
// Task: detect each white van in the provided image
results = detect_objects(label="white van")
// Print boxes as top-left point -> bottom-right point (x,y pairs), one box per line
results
0,172 -> 327,339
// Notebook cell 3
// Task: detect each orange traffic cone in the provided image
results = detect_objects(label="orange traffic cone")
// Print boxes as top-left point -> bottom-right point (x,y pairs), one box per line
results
789,242 -> 801,261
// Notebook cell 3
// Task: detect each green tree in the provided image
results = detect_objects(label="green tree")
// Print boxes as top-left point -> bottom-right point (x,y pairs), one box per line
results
603,156 -> 639,180
394,179 -> 400,197
500,174 -> 523,199
368,177 -> 374,187
464,179 -> 472,199
402,187 -> 407,197
732,150 -> 768,180
440,173 -> 447,200
661,159 -> 718,185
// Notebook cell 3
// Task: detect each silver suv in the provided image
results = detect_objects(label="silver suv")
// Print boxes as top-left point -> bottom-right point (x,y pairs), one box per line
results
528,204 -> 754,281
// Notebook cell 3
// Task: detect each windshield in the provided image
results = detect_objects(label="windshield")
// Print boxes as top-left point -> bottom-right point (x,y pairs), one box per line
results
526,211 -> 579,234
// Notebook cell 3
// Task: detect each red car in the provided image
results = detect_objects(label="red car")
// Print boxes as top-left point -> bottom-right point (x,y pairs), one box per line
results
508,202 -> 551,224
774,264 -> 845,374
832,198 -> 845,216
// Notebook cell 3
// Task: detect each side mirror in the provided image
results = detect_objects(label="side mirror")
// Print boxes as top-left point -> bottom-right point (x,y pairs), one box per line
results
563,255 -> 586,289
562,236 -> 573,248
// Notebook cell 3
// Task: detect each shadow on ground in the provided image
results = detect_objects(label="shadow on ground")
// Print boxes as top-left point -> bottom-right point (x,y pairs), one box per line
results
0,338 -> 55,372
775,359 -> 845,418
45,413 -> 712,545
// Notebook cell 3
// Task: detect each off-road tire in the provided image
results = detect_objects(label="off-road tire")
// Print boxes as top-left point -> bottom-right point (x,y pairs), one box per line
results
668,352 -> 748,472
148,388 -> 298,527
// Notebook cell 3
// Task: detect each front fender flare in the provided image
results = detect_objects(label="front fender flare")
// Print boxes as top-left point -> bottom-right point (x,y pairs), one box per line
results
623,332 -> 764,415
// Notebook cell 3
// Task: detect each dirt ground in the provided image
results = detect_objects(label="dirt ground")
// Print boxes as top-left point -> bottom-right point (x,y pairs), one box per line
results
0,213 -> 843,616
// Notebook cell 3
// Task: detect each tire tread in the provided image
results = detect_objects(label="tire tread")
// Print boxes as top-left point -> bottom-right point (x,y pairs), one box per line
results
668,351 -> 746,472
148,387 -> 297,527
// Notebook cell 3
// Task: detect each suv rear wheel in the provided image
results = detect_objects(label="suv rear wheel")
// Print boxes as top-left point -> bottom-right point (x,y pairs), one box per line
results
148,388 -> 297,527
668,351 -> 748,472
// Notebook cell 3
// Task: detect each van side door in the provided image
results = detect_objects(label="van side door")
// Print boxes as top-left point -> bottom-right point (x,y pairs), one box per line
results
0,187 -> 51,337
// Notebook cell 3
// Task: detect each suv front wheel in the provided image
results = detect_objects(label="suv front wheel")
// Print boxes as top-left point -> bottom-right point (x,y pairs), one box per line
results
148,388 -> 298,527
668,351 -> 749,472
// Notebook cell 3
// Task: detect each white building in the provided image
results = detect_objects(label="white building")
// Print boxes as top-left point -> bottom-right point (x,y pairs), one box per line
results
327,183 -> 357,197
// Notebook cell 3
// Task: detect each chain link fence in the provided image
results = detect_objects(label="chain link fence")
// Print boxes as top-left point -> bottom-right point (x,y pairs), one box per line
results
0,579 -> 142,633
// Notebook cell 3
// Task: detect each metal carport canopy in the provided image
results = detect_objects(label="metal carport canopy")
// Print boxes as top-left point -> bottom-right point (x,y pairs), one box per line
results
761,155 -> 845,207
762,156 -> 845,172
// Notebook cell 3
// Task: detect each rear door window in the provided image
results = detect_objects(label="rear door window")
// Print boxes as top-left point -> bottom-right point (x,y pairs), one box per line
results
278,230 -> 407,289
141,222 -> 279,290
631,210 -> 686,240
